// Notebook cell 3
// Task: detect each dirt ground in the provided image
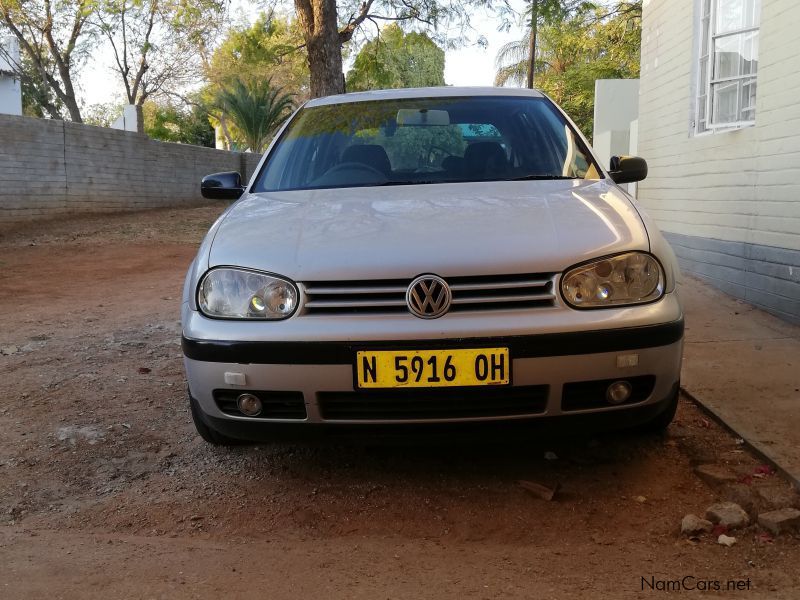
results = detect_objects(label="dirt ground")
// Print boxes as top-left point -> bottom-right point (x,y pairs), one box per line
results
1,206 -> 799,600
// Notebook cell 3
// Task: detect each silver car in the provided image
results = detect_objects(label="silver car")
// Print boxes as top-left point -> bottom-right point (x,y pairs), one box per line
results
182,87 -> 683,444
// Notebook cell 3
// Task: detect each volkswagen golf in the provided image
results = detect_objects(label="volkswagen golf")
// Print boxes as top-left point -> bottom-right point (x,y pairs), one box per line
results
182,87 -> 683,444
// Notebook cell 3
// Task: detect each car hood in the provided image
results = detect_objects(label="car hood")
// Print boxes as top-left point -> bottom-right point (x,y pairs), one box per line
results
208,179 -> 649,280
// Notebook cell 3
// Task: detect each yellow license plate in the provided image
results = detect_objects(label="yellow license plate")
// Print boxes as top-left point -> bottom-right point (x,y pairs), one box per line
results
356,348 -> 510,388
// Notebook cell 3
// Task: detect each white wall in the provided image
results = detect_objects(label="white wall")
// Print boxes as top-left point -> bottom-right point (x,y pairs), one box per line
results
592,79 -> 640,170
637,0 -> 800,322
110,105 -> 140,132
637,0 -> 800,253
0,36 -> 22,116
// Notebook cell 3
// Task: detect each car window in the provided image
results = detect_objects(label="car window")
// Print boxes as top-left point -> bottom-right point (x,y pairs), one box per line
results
254,96 -> 602,192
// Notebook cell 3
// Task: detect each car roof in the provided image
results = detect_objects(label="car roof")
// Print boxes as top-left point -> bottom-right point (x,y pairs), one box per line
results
305,86 -> 545,107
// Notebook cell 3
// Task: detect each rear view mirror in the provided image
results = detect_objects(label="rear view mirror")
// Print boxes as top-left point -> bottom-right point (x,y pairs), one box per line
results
396,109 -> 450,126
201,171 -> 245,200
608,156 -> 648,185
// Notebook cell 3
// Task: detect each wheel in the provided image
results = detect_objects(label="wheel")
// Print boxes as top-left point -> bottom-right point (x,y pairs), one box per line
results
638,384 -> 680,433
188,392 -> 245,446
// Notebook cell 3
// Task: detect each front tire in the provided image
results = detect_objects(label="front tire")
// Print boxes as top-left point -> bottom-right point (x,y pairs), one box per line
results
189,392 -> 245,446
638,384 -> 680,433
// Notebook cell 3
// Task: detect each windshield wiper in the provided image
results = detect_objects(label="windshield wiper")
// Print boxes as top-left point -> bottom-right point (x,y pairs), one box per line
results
377,175 -> 580,186
379,180 -> 444,186
506,175 -> 579,181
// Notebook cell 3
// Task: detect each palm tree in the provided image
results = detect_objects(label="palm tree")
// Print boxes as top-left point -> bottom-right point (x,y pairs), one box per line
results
495,10 -> 601,88
495,17 -> 586,87
495,33 -> 532,87
214,78 -> 294,153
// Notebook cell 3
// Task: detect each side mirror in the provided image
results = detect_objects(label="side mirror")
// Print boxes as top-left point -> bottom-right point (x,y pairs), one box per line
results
608,156 -> 648,185
201,171 -> 245,200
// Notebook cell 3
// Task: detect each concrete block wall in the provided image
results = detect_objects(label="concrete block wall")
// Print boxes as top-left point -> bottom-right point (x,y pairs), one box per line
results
0,114 -> 262,223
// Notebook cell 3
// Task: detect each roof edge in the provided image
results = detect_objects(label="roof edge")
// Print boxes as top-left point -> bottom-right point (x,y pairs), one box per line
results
306,86 -> 544,107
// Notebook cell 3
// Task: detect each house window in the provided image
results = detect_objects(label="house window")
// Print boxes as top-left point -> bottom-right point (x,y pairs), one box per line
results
696,0 -> 760,133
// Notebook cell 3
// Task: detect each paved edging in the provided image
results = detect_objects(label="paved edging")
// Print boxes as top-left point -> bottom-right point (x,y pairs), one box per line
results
680,386 -> 800,492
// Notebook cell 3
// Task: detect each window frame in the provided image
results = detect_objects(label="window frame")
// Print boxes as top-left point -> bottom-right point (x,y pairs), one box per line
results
694,0 -> 760,134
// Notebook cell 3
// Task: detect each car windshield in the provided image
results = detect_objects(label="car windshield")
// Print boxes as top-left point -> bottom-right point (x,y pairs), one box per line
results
253,95 -> 602,192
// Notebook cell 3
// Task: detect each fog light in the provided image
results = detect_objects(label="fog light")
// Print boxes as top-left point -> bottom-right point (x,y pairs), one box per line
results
236,393 -> 262,416
606,380 -> 632,405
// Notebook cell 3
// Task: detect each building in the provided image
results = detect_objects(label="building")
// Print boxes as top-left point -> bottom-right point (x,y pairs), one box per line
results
0,36 -> 23,116
637,0 -> 800,323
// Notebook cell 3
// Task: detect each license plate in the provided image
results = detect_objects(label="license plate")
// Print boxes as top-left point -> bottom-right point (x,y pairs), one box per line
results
356,348 -> 510,388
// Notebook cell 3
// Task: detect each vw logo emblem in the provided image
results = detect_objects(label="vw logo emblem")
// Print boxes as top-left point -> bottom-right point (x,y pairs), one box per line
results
407,275 -> 452,319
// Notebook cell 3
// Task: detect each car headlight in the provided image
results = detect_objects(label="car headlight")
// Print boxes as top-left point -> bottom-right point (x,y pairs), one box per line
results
198,267 -> 298,319
561,252 -> 665,308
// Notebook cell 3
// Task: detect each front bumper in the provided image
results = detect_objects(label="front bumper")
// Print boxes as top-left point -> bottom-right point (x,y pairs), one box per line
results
182,317 -> 683,429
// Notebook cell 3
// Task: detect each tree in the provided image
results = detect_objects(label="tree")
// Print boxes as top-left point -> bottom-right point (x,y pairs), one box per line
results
495,1 -> 642,135
143,100 -> 214,146
0,0 -> 96,121
18,53 -> 63,117
521,0 -> 589,87
294,0 -> 481,98
204,12 -> 308,149
346,23 -> 444,91
206,13 -> 308,101
213,78 -> 294,152
93,0 -> 226,129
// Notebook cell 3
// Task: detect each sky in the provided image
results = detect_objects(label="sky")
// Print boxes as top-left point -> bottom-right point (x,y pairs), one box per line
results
443,2 -> 528,87
78,0 -> 530,109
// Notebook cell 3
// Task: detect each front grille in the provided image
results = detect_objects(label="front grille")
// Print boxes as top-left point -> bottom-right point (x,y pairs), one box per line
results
318,385 -> 549,421
302,273 -> 556,315
561,376 -> 656,411
213,389 -> 307,419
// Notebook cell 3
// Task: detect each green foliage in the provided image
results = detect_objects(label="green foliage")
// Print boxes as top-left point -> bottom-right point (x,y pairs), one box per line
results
143,101 -> 215,147
206,13 -> 308,101
495,1 -> 642,137
204,11 -> 308,148
346,24 -> 445,92
18,55 -> 63,118
213,78 -> 294,152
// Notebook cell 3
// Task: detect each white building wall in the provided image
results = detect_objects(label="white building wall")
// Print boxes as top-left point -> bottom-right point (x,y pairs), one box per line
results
637,0 -> 800,322
0,36 -> 23,116
638,0 -> 800,251
110,105 -> 140,132
592,79 -> 640,170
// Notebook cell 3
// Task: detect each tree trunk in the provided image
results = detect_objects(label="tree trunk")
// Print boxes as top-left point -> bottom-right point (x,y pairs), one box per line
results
527,0 -> 538,89
62,97 -> 82,122
54,66 -> 83,122
219,116 -> 233,150
295,0 -> 345,98
135,104 -> 144,134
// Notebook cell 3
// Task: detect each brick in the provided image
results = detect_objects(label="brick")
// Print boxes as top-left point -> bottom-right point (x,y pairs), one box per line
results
705,502 -> 750,529
758,508 -> 800,535
695,464 -> 739,488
